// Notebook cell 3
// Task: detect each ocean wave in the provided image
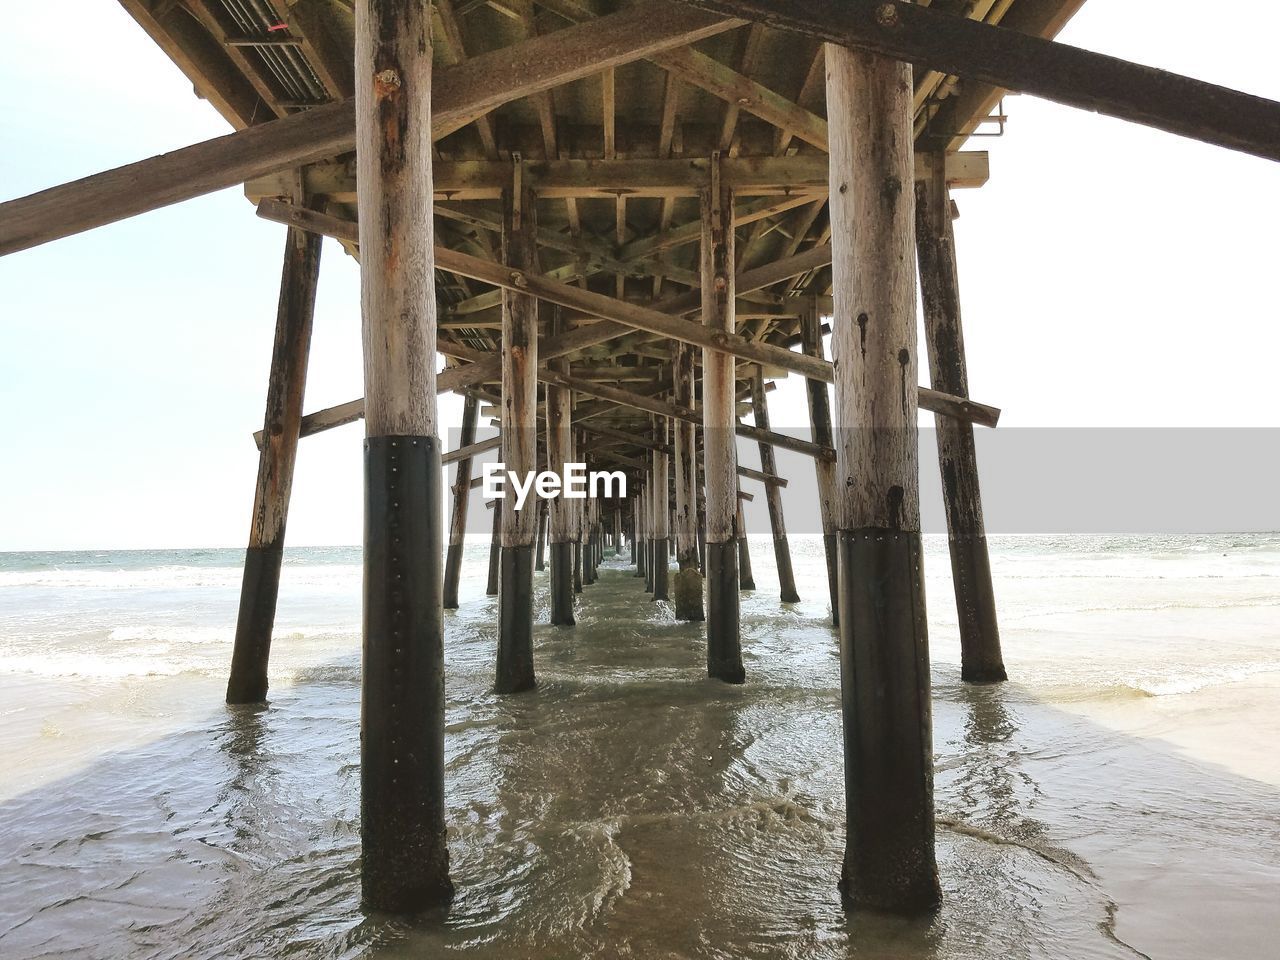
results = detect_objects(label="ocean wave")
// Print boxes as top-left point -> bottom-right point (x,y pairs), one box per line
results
1037,662 -> 1280,702
0,651 -> 219,680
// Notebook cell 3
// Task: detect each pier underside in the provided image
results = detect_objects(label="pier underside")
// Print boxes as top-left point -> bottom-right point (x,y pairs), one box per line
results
7,0 -> 1279,922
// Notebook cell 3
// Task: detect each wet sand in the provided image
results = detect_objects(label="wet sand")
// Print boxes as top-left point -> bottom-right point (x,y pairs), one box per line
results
1,538 -> 1278,958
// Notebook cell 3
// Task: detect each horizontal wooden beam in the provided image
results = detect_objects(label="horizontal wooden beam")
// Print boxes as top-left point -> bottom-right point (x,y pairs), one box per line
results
246,151 -> 989,202
677,0 -> 1280,164
257,198 -> 998,433
431,245 -> 1000,427
256,195 -> 834,390
736,464 -> 788,488
443,434 -> 502,465
0,1 -> 736,256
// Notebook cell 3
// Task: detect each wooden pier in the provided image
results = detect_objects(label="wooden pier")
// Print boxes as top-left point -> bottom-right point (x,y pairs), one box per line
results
6,0 -> 1279,918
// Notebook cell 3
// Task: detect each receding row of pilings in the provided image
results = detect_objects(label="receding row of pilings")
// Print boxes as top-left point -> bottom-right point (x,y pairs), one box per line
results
219,5 -> 1009,920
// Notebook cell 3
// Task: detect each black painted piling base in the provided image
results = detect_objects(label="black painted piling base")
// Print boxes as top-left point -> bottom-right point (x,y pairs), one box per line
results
738,535 -> 756,591
496,544 -> 536,694
635,534 -> 646,578
644,539 -> 655,593
822,531 -> 840,627
950,534 -> 1007,683
774,535 -> 801,603
486,509 -> 500,597
442,542 -> 463,610
652,537 -> 669,601
573,541 -> 583,593
362,436 -> 453,912
705,540 -> 744,684
226,539 -> 285,704
835,528 -> 940,915
673,564 -> 705,622
550,541 -> 576,626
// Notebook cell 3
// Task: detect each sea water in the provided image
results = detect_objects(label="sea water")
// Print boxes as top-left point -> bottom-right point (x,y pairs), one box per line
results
0,535 -> 1277,959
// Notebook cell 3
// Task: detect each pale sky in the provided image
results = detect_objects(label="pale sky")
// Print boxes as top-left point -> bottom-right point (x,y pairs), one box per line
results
2,0 -> 1278,550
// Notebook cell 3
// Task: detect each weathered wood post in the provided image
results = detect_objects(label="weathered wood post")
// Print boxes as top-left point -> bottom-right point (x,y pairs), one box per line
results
799,299 -> 840,626
915,153 -> 1006,684
535,500 -> 547,572
226,203 -> 322,705
701,154 -> 744,683
355,0 -> 451,911
826,41 -> 940,913
442,392 -> 478,610
652,418 -> 671,601
635,488 -> 647,578
486,497 -> 501,596
580,429 -> 596,587
586,499 -> 598,582
750,366 -> 800,602
672,342 -> 704,620
573,446 -> 585,593
644,463 -> 656,594
546,308 -> 576,625
613,507 -> 622,554
735,495 -> 756,591
495,166 -> 538,694
697,501 -> 707,576
583,469 -> 597,586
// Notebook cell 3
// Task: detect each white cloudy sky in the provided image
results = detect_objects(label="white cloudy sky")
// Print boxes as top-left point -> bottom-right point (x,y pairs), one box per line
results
2,0 -> 1278,549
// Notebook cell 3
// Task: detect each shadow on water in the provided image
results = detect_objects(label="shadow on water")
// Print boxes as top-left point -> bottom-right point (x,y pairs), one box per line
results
0,555 -> 1278,959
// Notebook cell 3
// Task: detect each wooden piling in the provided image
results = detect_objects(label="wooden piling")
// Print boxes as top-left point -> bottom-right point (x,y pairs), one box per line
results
826,41 -> 940,913
915,153 -> 1006,684
486,496 -> 501,596
635,489 -> 647,578
652,418 -> 671,601
546,306 -> 576,625
355,0 -> 451,911
583,462 -> 597,586
750,366 -> 800,603
496,167 -> 538,694
442,392 -> 478,610
535,500 -> 547,572
644,467 -> 656,594
799,299 -> 840,626
701,154 -> 744,683
226,206 -> 321,705
736,496 -> 756,591
672,341 -> 705,621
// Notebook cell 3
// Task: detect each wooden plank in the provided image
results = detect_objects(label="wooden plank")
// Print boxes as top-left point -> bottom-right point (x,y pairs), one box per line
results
250,202 -> 991,435
247,151 -> 990,201
430,245 -> 1002,427
115,0 -> 261,129
649,45 -> 828,150
678,0 -> 1280,163
0,1 -> 737,256
736,463 -> 786,488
